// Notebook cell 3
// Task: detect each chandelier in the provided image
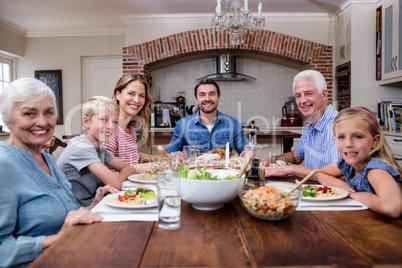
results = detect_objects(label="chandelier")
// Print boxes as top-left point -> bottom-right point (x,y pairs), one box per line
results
211,0 -> 266,46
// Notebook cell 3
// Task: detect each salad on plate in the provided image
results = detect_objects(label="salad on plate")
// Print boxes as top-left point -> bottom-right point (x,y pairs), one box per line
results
106,187 -> 157,208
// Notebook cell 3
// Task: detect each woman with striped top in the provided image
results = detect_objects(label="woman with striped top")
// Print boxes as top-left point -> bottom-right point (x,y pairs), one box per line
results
106,74 -> 161,167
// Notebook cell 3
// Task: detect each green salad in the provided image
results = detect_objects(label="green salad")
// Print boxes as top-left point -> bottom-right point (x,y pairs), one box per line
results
178,163 -> 239,180
124,187 -> 157,199
302,185 -> 317,197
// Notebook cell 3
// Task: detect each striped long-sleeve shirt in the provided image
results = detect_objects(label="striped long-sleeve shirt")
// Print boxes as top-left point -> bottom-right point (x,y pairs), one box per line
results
106,125 -> 139,166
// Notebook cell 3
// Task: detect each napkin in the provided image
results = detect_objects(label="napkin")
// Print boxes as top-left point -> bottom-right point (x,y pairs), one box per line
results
296,197 -> 368,211
91,196 -> 158,222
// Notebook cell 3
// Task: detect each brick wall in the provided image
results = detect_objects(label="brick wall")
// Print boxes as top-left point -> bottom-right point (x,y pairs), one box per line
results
123,28 -> 333,101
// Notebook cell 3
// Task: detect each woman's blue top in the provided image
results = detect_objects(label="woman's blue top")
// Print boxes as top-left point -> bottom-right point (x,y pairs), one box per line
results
0,141 -> 80,267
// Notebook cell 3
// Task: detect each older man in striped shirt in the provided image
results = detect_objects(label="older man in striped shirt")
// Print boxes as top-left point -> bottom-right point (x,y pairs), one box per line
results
264,70 -> 341,180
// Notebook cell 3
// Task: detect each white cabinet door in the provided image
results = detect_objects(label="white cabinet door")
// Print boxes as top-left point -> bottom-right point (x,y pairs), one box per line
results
381,0 -> 402,83
336,11 -> 351,66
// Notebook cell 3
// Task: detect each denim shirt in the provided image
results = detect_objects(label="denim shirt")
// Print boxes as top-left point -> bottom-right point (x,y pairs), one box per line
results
0,142 -> 80,267
166,110 -> 247,154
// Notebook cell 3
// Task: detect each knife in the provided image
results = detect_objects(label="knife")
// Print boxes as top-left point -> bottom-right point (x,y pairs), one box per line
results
225,142 -> 230,167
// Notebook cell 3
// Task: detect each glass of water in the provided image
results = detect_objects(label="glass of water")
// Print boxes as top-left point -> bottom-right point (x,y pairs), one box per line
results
157,171 -> 181,230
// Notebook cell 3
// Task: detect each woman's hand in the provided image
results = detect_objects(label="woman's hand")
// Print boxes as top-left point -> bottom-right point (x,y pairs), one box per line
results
87,185 -> 120,210
62,207 -> 103,229
43,207 -> 102,249
134,162 -> 156,174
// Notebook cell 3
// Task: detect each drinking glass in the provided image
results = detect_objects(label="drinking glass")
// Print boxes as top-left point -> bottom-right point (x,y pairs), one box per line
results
182,145 -> 190,162
189,140 -> 200,149
157,171 -> 181,230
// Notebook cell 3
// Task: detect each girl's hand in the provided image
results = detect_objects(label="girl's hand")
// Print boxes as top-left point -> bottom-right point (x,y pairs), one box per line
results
338,185 -> 356,194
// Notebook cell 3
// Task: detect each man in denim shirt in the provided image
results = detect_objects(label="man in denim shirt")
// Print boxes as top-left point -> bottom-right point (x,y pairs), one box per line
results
166,79 -> 247,155
264,70 -> 341,180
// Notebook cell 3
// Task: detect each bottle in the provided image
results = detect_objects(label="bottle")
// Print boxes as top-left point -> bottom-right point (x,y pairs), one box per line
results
248,121 -> 257,145
244,158 -> 262,190
151,104 -> 155,127
156,104 -> 161,126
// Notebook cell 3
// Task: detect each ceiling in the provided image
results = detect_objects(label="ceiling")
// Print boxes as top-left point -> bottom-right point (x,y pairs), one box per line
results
0,0 -> 349,33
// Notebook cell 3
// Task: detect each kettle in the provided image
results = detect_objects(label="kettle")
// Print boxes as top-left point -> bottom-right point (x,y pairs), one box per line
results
282,101 -> 298,116
281,101 -> 301,126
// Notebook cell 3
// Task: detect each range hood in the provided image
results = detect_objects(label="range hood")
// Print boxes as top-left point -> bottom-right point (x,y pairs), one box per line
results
197,54 -> 257,81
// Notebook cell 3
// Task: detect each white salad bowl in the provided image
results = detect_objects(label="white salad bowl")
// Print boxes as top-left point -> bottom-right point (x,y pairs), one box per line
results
180,169 -> 244,211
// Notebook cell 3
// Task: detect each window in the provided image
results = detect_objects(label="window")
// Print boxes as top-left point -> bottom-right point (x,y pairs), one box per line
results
0,56 -> 14,132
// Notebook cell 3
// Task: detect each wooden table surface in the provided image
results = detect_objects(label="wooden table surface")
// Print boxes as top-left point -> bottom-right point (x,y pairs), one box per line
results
31,189 -> 402,267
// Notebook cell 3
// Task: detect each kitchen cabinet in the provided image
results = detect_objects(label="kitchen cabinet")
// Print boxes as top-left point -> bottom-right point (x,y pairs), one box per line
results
336,11 -> 351,66
385,133 -> 402,165
336,62 -> 351,111
380,0 -> 402,84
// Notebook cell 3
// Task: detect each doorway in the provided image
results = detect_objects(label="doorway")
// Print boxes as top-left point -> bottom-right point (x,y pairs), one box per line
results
82,56 -> 123,102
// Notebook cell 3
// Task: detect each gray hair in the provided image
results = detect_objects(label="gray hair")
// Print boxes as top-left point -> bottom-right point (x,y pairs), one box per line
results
0,77 -> 57,122
292,70 -> 327,93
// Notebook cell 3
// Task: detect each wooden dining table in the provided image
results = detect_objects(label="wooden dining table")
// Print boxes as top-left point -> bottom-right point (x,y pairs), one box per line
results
31,179 -> 402,267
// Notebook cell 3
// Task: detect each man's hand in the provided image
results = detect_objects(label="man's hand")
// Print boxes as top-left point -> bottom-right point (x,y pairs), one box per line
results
264,165 -> 292,177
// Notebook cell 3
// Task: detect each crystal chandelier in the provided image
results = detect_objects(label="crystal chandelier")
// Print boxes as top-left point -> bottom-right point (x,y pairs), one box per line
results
211,0 -> 266,46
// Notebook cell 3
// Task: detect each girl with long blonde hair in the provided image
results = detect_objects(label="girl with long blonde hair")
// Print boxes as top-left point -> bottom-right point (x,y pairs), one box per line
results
317,107 -> 402,218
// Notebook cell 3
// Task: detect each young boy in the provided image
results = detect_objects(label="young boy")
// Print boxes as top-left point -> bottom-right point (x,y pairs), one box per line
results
57,96 -> 155,206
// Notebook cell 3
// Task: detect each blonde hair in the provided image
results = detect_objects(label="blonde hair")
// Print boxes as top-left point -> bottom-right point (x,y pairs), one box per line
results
333,107 -> 402,174
112,74 -> 153,146
82,96 -> 119,123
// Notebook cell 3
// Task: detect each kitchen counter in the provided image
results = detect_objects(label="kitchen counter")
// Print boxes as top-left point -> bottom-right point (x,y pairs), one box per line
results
383,130 -> 402,137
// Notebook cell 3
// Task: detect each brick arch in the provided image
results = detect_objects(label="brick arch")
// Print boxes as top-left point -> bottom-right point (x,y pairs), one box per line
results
123,28 -> 333,97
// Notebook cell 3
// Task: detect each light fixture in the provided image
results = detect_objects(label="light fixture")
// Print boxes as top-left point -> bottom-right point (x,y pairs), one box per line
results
211,0 -> 265,46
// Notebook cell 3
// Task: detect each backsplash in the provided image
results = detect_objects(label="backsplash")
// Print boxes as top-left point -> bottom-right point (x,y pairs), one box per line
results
151,57 -> 299,128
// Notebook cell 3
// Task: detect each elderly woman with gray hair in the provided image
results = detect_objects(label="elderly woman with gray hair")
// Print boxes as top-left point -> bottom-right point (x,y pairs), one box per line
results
0,77 -> 115,267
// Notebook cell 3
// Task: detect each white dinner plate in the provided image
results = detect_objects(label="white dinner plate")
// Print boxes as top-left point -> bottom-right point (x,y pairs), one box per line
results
105,193 -> 157,209
301,188 -> 348,201
127,174 -> 157,184
265,182 -> 349,201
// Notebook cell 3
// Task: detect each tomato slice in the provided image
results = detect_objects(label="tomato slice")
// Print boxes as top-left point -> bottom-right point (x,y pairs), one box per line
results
118,195 -> 127,202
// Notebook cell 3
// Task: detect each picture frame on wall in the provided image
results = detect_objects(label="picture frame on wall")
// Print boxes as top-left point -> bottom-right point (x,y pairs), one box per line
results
35,70 -> 63,124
